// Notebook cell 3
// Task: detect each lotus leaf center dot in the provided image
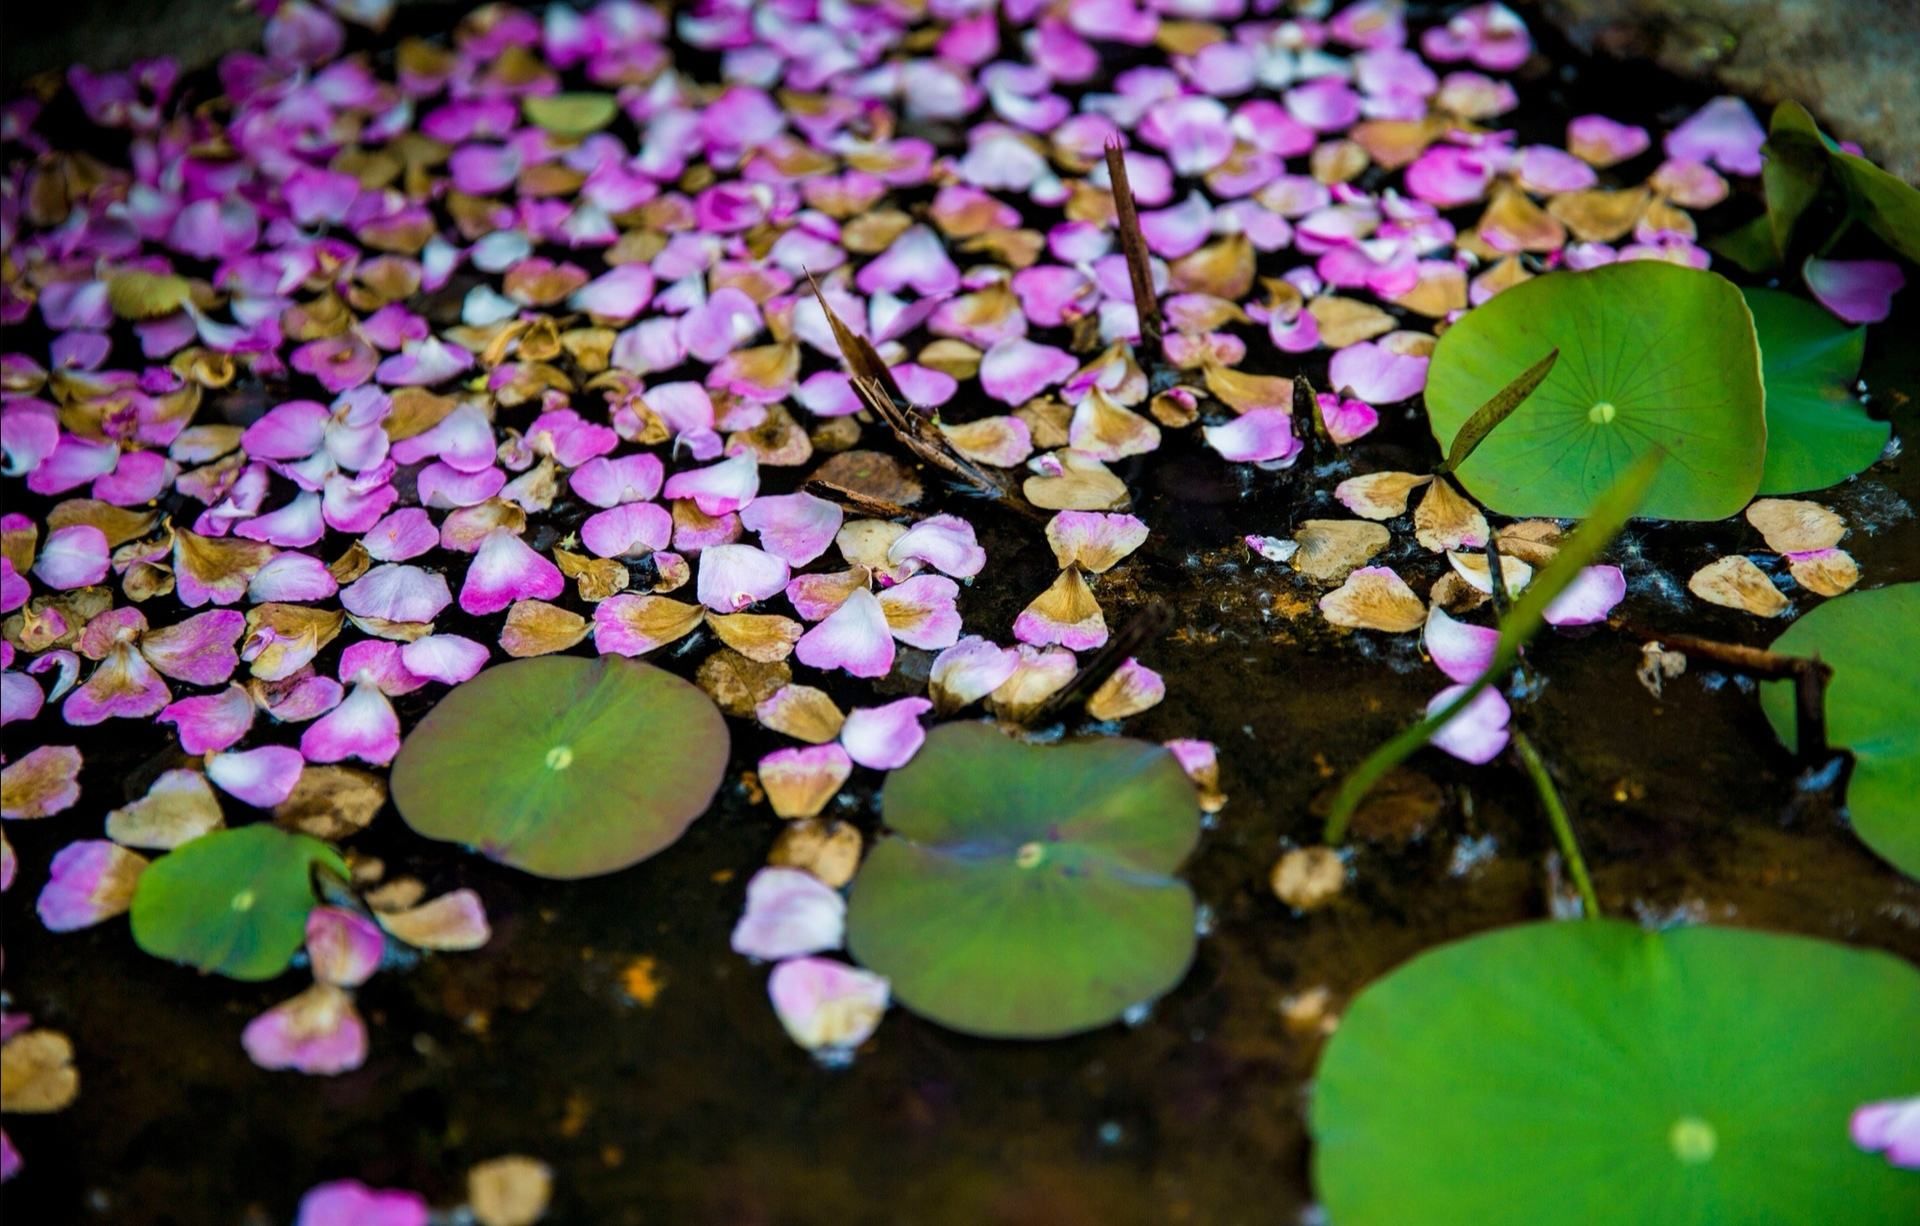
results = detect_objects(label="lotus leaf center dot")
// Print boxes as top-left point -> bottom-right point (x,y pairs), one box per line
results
1588,401 -> 1617,425
230,889 -> 256,912
1015,841 -> 1045,869
1668,1116 -> 1717,1165
545,745 -> 575,771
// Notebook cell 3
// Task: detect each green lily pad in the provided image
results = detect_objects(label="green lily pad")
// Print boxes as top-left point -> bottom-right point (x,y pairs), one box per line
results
1311,920 -> 1920,1225
129,825 -> 347,981
1425,262 -> 1766,521
391,656 -> 728,880
522,92 -> 619,138
1761,584 -> 1920,878
846,723 -> 1200,1039
1745,288 -> 1886,494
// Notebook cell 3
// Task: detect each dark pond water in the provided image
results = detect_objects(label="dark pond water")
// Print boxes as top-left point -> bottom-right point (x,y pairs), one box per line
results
4,5 -> 1919,1225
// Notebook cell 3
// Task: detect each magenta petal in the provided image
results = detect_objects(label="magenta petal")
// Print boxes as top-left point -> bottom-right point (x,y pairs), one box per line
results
795,588 -> 895,679
459,531 -> 564,616
1664,96 -> 1766,176
928,637 -> 1019,710
341,564 -> 452,624
206,745 -> 305,807
398,635 -> 489,685
767,956 -> 889,1052
1328,341 -> 1429,404
695,544 -> 791,613
27,434 -> 119,496
1543,565 -> 1627,627
1852,1097 -> 1920,1169
886,514 -> 986,579
1,745 -> 83,818
662,452 -> 759,517
1803,257 -> 1904,325
740,492 -> 843,567
159,683 -> 256,754
581,502 -> 673,559
299,682 -> 401,766
729,866 -> 846,961
363,508 -> 439,562
242,401 -> 329,461
570,453 -> 664,507
37,839 -> 145,931
1204,409 -> 1302,464
979,337 -> 1078,405
876,574 -> 962,650
242,984 -> 368,1076
33,524 -> 111,589
140,609 -> 245,685
1,669 -> 44,727
306,906 -> 385,988
1320,394 -> 1381,446
295,1180 -> 428,1226
570,264 -> 656,323
1424,606 -> 1499,684
64,647 -> 171,725
840,697 -> 932,770
1427,683 -> 1512,765
249,552 -> 339,603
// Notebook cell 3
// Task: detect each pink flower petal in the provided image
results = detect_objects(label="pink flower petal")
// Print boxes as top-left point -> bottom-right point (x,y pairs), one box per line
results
875,574 -> 962,650
306,906 -> 385,988
32,524 -> 111,589
140,609 -> 245,685
242,983 -> 367,1076
1852,1096 -> 1920,1169
839,697 -> 931,770
399,635 -> 489,685
979,337 -> 1078,405
460,530 -> 564,616
1204,409 -> 1302,464
795,588 -> 895,679
581,502 -> 673,559
295,1180 -> 428,1226
730,866 -> 846,960
887,514 -> 986,579
1803,257 -> 1905,325
929,636 -> 1021,711
1320,394 -> 1381,446
341,564 -> 453,624
159,684 -> 256,754
767,956 -> 889,1053
1424,606 -> 1500,684
1427,683 -> 1512,765
570,453 -> 664,507
300,682 -> 401,766
1,745 -> 83,818
64,646 -> 171,725
696,544 -> 791,613
249,552 -> 340,603
1329,341 -> 1429,404
662,452 -> 759,517
1664,96 -> 1766,176
1543,565 -> 1627,627
740,492 -> 843,567
37,839 -> 145,931
205,746 -> 304,807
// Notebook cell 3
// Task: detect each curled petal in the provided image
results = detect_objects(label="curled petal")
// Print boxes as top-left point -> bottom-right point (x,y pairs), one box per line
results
1427,683 -> 1512,765
695,544 -> 791,613
205,745 -> 305,808
730,866 -> 845,960
1543,565 -> 1627,627
795,588 -> 895,679
1204,409 -> 1301,465
839,697 -> 932,770
662,452 -> 759,517
242,982 -> 367,1076
306,906 -> 385,988
32,525 -> 111,590
876,574 -> 962,650
886,514 -> 985,579
1424,605 -> 1500,684
767,957 -> 889,1053
929,637 -> 1020,713
1803,257 -> 1904,326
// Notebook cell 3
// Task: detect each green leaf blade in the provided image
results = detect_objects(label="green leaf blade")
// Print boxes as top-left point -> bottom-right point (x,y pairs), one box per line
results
1439,347 -> 1559,475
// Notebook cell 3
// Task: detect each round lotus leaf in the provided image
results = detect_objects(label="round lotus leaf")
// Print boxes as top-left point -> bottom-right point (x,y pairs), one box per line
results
1761,583 -> 1920,878
846,722 -> 1201,1039
391,656 -> 729,879
130,824 -> 347,981
1744,288 -> 1886,494
1426,262 -> 1766,520
522,92 -> 618,138
1312,920 -> 1920,1225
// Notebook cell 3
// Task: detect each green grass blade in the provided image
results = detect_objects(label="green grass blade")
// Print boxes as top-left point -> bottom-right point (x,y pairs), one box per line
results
1438,347 -> 1559,475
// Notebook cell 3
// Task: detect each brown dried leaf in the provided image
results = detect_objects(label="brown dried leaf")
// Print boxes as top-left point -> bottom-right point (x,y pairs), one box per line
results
1688,555 -> 1790,616
768,819 -> 864,888
469,1155 -> 554,1226
273,766 -> 388,841
499,600 -> 589,657
1787,548 -> 1859,597
106,769 -> 224,850
696,648 -> 792,717
1291,519 -> 1390,583
1413,478 -> 1491,553
707,612 -> 802,663
1,1030 -> 80,1114
1745,498 -> 1845,554
1319,567 -> 1426,632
